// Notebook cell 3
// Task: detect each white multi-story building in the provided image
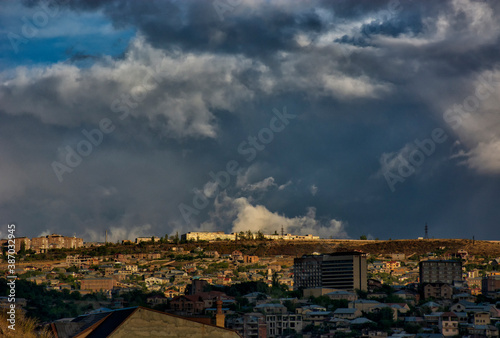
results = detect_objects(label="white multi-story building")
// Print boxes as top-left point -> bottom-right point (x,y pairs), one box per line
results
181,231 -> 320,242
182,231 -> 236,241
265,313 -> 303,337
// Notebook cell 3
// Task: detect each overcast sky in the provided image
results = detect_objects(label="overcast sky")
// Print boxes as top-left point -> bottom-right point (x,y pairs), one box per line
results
1,0 -> 500,242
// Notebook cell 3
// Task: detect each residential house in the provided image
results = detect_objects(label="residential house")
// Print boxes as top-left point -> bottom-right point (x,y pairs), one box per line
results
170,295 -> 205,315
265,313 -> 303,337
439,312 -> 459,337
333,308 -> 362,320
227,312 -> 267,338
326,290 -> 358,301
423,283 -> 453,299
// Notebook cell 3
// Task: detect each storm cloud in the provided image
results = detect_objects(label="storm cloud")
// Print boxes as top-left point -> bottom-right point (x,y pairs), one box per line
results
1,0 -> 500,241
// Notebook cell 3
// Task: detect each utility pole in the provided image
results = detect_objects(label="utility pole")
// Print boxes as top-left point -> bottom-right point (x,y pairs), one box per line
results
281,225 -> 284,239
424,223 -> 429,240
105,230 -> 108,244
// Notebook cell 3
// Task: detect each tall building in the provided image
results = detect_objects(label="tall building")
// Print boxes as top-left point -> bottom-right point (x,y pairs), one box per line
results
419,260 -> 463,285
482,275 -> 500,296
293,252 -> 367,291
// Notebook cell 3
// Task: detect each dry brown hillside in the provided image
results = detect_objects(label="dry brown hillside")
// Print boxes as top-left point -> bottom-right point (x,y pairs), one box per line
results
191,239 -> 500,257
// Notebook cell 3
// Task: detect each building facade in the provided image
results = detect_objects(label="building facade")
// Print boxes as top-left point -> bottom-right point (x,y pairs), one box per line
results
482,275 -> 500,296
293,252 -> 367,291
3,234 -> 83,253
419,260 -> 463,284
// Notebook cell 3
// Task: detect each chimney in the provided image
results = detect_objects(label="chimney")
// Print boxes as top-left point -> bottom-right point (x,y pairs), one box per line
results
215,299 -> 225,327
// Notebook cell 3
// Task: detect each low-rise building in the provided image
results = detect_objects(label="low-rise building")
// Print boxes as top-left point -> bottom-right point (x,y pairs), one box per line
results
326,290 -> 358,301
333,308 -> 362,320
439,312 -> 459,337
80,278 -> 116,292
265,313 -> 303,337
423,282 -> 453,299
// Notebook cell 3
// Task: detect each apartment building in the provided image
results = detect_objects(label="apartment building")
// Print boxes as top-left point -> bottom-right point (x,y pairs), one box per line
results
228,312 -> 267,338
293,252 -> 367,291
423,283 -> 453,299
181,231 -> 320,242
419,260 -> 463,284
439,312 -> 459,337
182,231 -> 236,241
265,313 -> 303,337
31,236 -> 49,253
482,274 -> 500,296
7,234 -> 84,253
66,255 -> 99,266
14,237 -> 31,252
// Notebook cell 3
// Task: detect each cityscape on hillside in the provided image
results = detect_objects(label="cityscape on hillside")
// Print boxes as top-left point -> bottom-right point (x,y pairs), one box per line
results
3,0 -> 500,337
1,232 -> 500,336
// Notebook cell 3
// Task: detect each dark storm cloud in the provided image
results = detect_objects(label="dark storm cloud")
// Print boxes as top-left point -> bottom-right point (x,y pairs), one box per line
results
2,0 -> 500,241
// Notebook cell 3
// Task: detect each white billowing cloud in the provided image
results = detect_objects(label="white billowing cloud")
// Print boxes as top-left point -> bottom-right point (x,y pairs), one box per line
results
84,223 -> 153,243
203,195 -> 348,239
445,70 -> 500,174
310,184 -> 318,196
278,180 -> 292,190
0,36 -> 256,138
243,177 -> 277,191
275,50 -> 392,99
38,229 -> 52,237
321,73 -> 392,99
461,140 -> 500,174
375,0 -> 500,51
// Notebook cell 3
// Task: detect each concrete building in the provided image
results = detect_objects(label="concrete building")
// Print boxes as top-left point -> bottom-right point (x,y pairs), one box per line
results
244,255 -> 259,263
182,231 -> 236,241
439,312 -> 459,337
135,237 -> 155,244
14,237 -> 31,253
170,295 -> 206,315
293,252 -> 367,291
482,275 -> 500,296
9,234 -> 83,253
181,231 -> 320,242
333,308 -> 362,320
265,313 -> 303,337
419,260 -> 463,284
326,290 -> 358,301
423,283 -> 453,300
263,234 -> 320,241
30,236 -> 49,253
228,312 -> 267,338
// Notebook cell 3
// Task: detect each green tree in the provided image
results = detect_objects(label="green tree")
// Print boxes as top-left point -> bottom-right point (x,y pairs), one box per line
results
360,235 -> 367,240
19,241 -> 27,255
